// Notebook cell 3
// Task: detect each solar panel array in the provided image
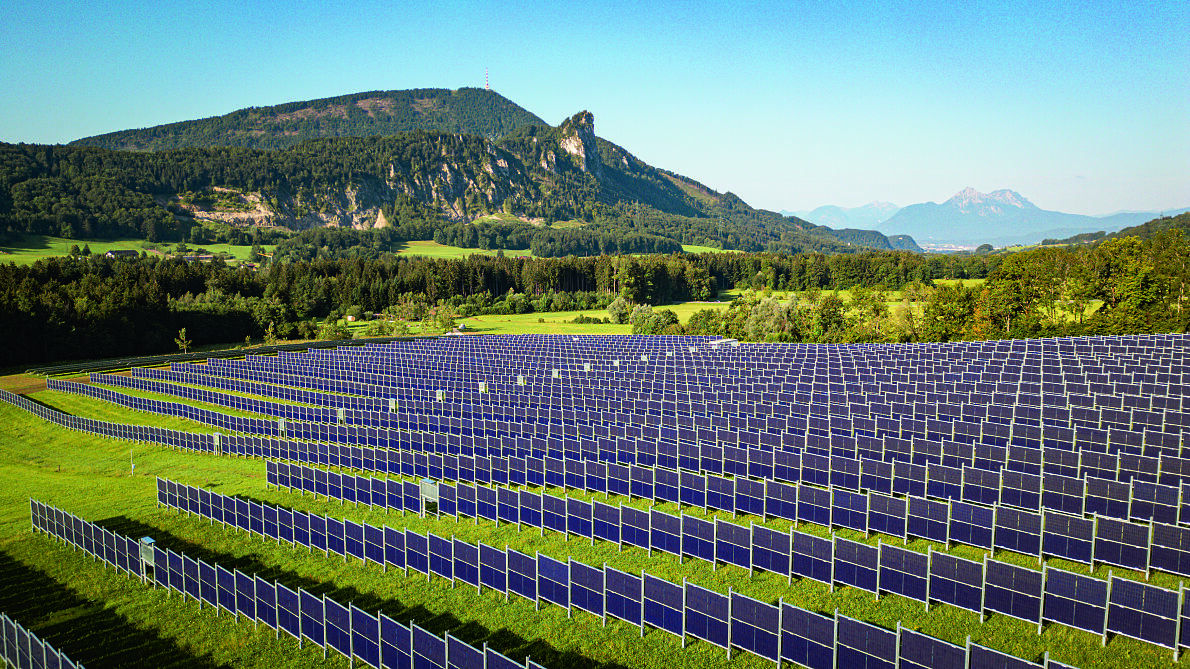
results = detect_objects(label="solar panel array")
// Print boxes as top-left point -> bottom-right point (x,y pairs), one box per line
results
148,480 -> 1078,669
1,611 -> 83,669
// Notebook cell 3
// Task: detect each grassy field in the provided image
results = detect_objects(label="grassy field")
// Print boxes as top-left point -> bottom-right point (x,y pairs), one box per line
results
392,240 -> 535,259
0,382 -> 1179,668
680,245 -> 740,254
0,235 -> 272,266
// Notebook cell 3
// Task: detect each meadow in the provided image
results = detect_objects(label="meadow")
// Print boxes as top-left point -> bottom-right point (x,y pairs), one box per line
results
0,373 -> 1179,669
0,234 -> 272,266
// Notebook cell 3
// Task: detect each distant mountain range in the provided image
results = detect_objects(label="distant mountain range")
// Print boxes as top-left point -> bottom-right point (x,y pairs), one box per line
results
794,188 -> 1189,248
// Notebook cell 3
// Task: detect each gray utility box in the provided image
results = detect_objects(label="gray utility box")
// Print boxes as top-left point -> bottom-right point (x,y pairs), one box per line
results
139,536 -> 155,582
420,479 -> 439,516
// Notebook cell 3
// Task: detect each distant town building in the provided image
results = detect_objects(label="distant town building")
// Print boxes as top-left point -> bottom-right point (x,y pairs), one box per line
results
104,250 -> 139,258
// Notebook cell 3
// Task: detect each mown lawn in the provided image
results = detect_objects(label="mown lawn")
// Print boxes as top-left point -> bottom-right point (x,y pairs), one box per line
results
0,385 -> 1177,668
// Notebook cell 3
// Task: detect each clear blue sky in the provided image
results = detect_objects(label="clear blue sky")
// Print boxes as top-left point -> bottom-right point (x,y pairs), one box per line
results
2,0 -> 1186,216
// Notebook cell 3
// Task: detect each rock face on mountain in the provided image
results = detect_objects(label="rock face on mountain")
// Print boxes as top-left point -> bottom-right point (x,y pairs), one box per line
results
558,111 -> 602,177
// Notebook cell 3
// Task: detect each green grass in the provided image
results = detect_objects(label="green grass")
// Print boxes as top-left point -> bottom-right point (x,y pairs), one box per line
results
393,240 -> 535,259
0,234 -> 273,266
680,245 -> 740,254
0,386 -> 1180,668
457,311 -> 632,335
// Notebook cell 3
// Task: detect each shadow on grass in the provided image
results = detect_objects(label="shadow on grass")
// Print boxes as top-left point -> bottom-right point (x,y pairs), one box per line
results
0,549 -> 232,668
93,515 -> 630,669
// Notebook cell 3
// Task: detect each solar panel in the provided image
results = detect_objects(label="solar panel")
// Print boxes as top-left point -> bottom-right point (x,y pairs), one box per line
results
447,634 -> 481,669
798,484 -> 832,527
508,549 -> 536,603
300,589 -> 324,647
894,461 -> 927,498
405,530 -> 428,575
567,497 -> 594,540
949,501 -> 994,550
779,604 -> 835,669
715,519 -> 751,571
792,530 -> 833,585
655,467 -> 680,504
384,525 -> 405,571
345,519 -> 365,562
967,642 -> 1041,669
543,494 -> 566,535
834,537 -> 879,594
651,509 -> 681,558
537,553 -> 569,611
324,596 -> 351,659
680,471 -> 707,509
907,496 -> 949,544
878,543 -> 928,603
836,616 -> 896,669
570,559 -> 604,619
479,542 -> 506,594
735,477 -> 765,518
927,463 -> 964,502
621,505 -> 649,551
605,566 -> 642,628
518,490 -> 542,530
453,538 -> 479,590
983,559 -> 1043,625
1107,576 -> 1179,649
1000,470 -> 1042,511
1042,475 -> 1085,516
643,573 -> 683,638
707,475 -> 735,514
277,583 -> 300,640
1130,481 -> 1179,526
928,550 -> 984,613
1042,567 -> 1107,636
429,532 -> 453,581
1093,517 -> 1150,572
608,462 -> 631,497
751,524 -> 791,579
897,626 -> 965,669
685,582 -> 730,649
682,514 -> 715,564
477,485 -> 497,523
413,624 -> 446,669
729,591 -> 780,662
1042,511 -> 1095,565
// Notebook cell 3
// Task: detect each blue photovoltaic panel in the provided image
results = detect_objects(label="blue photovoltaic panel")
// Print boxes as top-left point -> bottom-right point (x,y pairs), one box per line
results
949,501 -> 994,550
1084,477 -> 1131,520
993,506 -> 1042,557
861,458 -> 893,496
994,469 -> 1042,509
682,514 -> 715,564
1043,568 -> 1107,635
1042,475 -> 1084,516
792,530 -> 833,585
775,450 -> 801,483
413,624 -> 446,669
1150,523 -> 1190,577
256,576 -> 277,630
1107,577 -> 1179,649
454,539 -> 479,588
543,494 -> 567,534
183,555 -> 200,602
216,563 -> 234,613
1130,481 -> 1179,526
832,488 -> 868,533
381,614 -> 412,669
477,485 -> 497,522
439,484 -> 457,517
326,517 -> 345,557
278,507 -> 294,545
351,605 -> 381,669
926,463 -> 963,502
448,635 -> 483,669
364,523 -> 384,567
345,519 -> 365,562
893,461 -> 927,498
707,475 -> 735,514
608,463 -> 630,497
537,553 -> 569,610
429,532 -> 453,581
388,478 -> 404,513
836,616 -> 896,669
497,487 -> 519,525
606,567 -> 642,627
571,560 -> 604,618
235,570 -> 255,619
644,573 -> 683,638
765,480 -> 798,523
277,583 -> 300,640
508,549 -> 536,603
834,538 -> 879,593
735,477 -> 765,518
716,519 -> 751,570
519,490 -> 542,529
802,453 -> 830,487
680,471 -> 707,509
907,496 -> 949,544
685,583 -> 730,649
166,548 -> 182,593
406,530 -> 428,575
928,551 -> 984,613
651,509 -> 681,557
300,590 -> 325,648
567,497 -> 593,539
962,466 -> 1001,506
751,525 -> 790,577
1043,512 -> 1095,565
781,604 -> 834,669
479,542 -> 507,593
457,483 -> 476,519
898,628 -> 965,669
593,500 -> 620,544
404,480 -> 421,515
868,493 -> 907,540
585,461 -> 607,495
485,647 -> 521,669
384,526 -> 406,570
983,559 -> 1043,624
622,505 -> 650,550
631,465 -> 654,500
731,591 -> 780,662
200,560 -> 218,608
798,484 -> 831,527
655,466 -> 679,504
1093,517 -> 1150,571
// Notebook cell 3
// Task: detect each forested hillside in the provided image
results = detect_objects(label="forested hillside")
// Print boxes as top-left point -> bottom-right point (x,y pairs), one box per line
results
70,88 -> 546,151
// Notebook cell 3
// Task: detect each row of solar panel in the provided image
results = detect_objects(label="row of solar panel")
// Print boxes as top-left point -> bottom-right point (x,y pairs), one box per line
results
50,380 -> 1189,491
140,488 -> 1092,669
108,370 -> 1186,454
27,500 -> 543,669
1,612 -> 82,669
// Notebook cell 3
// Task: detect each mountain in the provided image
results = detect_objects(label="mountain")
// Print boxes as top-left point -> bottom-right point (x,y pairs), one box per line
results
789,202 -> 901,229
876,187 -> 1186,248
2,90 -> 920,257
1046,211 -> 1190,246
69,88 -> 547,151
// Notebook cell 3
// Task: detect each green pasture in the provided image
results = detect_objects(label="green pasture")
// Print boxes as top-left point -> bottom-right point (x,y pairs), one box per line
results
0,382 -> 1177,668
0,234 -> 272,266
393,240 -> 535,259
680,245 -> 740,254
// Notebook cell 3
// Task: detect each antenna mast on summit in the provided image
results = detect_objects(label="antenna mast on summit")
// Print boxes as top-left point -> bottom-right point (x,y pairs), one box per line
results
485,68 -> 490,90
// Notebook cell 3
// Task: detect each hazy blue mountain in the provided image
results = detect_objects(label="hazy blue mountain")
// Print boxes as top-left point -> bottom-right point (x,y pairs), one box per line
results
875,187 -> 1186,247
787,202 -> 901,229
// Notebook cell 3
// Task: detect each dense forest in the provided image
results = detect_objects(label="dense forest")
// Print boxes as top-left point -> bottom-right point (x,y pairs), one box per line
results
0,247 -> 1003,368
70,88 -> 547,151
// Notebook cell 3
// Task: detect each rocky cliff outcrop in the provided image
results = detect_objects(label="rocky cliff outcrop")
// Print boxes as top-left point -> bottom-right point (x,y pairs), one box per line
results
558,111 -> 602,177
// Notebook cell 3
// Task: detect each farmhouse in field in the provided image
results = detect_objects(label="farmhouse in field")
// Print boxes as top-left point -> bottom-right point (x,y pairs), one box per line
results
104,249 -> 139,258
